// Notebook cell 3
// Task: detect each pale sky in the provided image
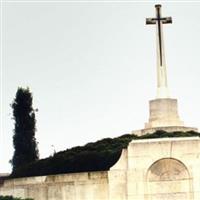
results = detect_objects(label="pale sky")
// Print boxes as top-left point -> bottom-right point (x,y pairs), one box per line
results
1,1 -> 200,173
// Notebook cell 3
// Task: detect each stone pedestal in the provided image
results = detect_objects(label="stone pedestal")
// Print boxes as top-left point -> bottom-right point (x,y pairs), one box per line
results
109,137 -> 200,200
132,98 -> 197,136
145,98 -> 184,128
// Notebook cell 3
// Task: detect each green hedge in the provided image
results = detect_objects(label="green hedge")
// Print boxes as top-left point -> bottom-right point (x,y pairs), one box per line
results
10,130 -> 200,178
0,196 -> 33,200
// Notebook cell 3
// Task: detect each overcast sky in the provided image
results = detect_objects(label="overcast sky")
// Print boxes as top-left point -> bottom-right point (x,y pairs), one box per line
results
1,1 -> 200,173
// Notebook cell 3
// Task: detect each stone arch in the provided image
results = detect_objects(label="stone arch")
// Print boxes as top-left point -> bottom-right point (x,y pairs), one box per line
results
146,158 -> 193,200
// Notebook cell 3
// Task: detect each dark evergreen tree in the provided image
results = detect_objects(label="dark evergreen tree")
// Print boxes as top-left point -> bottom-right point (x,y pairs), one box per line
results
11,87 -> 39,171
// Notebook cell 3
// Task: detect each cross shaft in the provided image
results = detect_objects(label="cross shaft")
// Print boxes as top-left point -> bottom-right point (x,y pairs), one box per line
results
146,4 -> 172,98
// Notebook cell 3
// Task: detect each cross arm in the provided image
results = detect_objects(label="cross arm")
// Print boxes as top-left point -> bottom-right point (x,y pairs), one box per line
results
146,18 -> 157,25
162,17 -> 172,24
146,17 -> 172,25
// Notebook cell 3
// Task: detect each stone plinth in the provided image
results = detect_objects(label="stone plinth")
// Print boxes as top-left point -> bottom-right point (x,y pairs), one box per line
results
145,98 -> 184,128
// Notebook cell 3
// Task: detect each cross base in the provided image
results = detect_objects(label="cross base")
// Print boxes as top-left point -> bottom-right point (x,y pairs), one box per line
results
145,98 -> 184,129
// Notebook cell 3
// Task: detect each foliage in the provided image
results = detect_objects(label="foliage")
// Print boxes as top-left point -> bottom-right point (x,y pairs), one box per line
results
0,196 -> 33,200
11,87 -> 39,172
10,130 -> 200,178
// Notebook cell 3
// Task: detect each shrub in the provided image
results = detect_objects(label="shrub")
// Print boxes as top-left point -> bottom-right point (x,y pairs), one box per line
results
10,131 -> 200,178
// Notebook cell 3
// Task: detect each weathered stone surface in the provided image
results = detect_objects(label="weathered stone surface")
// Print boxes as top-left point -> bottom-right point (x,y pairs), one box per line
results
0,172 -> 109,200
132,97 -> 197,136
109,137 -> 200,200
145,98 -> 184,128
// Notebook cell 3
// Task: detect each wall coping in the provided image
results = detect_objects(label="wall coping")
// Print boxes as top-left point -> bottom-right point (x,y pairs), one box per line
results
130,136 -> 200,144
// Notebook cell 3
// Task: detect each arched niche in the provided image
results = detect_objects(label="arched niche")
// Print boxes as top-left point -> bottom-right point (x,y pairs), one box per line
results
146,158 -> 193,200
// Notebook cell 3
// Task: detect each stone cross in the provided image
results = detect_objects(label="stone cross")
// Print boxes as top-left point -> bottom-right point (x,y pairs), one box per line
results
146,4 -> 172,98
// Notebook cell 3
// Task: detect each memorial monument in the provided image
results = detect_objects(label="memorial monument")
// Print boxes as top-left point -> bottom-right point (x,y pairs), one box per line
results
0,4 -> 200,200
134,4 -> 197,136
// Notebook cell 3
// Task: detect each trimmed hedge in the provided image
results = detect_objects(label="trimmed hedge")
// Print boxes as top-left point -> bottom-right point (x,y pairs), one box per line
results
0,196 -> 33,200
10,130 -> 200,178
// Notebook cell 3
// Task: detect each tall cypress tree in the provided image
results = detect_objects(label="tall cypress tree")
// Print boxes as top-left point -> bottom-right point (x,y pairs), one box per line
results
11,87 -> 39,171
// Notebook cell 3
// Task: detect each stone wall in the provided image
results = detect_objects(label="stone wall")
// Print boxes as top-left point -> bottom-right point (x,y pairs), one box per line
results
109,137 -> 200,199
0,171 -> 109,200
